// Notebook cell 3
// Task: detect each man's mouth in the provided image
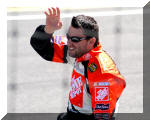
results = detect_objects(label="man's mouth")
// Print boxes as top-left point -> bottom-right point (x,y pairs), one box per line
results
69,47 -> 75,51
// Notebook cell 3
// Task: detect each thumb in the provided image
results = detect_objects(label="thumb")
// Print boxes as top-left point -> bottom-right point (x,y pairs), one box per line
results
58,21 -> 62,29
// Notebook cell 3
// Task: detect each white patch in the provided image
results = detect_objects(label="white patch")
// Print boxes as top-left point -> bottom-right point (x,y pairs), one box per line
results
94,82 -> 110,86
70,75 -> 83,99
95,87 -> 109,101
74,62 -> 84,75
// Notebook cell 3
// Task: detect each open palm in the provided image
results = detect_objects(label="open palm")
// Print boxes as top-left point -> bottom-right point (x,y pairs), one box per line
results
44,7 -> 62,33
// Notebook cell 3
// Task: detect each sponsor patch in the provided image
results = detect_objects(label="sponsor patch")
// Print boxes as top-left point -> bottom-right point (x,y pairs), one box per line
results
95,103 -> 110,110
88,63 -> 97,72
70,75 -> 83,99
94,82 -> 110,86
69,70 -> 86,108
95,87 -> 109,101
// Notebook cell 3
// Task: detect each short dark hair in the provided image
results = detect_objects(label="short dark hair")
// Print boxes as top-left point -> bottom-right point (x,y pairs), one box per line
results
71,15 -> 99,47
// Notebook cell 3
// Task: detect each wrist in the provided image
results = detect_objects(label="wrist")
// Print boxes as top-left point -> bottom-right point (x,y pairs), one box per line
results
44,26 -> 55,34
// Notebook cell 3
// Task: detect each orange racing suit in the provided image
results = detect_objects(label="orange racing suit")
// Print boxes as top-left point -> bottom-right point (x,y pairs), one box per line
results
30,25 -> 126,119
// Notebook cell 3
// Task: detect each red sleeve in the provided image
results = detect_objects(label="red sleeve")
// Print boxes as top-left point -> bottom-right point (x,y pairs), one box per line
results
52,36 -> 68,63
30,25 -> 68,63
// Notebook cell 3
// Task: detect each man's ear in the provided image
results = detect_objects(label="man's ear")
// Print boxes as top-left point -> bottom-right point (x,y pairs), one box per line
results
89,37 -> 96,48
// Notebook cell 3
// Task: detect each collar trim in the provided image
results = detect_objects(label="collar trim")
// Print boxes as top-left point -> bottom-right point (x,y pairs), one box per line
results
76,44 -> 102,62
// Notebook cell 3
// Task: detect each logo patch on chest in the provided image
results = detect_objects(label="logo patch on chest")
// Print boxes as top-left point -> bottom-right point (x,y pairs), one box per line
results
69,69 -> 86,107
95,87 -> 109,101
88,63 -> 97,72
95,103 -> 110,110
70,75 -> 83,99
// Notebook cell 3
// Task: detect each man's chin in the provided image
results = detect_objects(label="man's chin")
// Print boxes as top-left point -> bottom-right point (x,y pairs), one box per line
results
68,52 -> 78,58
69,53 -> 82,58
68,53 -> 76,58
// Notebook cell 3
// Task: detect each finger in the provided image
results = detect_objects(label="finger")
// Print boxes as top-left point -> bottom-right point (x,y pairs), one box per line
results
44,11 -> 49,16
48,8 -> 52,15
52,7 -> 56,16
56,7 -> 60,17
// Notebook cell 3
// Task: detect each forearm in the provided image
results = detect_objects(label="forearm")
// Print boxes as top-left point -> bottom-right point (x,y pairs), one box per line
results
30,25 -> 54,61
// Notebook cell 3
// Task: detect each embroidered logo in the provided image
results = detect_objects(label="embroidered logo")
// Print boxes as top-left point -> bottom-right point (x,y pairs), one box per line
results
94,82 -> 110,86
95,103 -> 110,110
70,75 -> 83,99
88,63 -> 97,72
95,87 -> 109,101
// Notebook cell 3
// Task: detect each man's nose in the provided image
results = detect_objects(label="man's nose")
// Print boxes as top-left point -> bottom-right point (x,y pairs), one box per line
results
67,39 -> 72,46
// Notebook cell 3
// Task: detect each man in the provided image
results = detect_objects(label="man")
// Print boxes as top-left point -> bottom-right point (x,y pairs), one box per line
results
30,7 -> 126,120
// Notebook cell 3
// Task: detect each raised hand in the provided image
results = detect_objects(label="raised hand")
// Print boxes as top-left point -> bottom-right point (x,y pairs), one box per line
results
44,7 -> 62,34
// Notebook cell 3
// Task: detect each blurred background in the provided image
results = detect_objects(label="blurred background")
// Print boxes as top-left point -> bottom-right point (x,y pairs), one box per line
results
7,4 -> 143,113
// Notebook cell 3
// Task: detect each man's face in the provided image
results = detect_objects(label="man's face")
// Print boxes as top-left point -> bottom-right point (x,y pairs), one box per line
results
67,26 -> 91,58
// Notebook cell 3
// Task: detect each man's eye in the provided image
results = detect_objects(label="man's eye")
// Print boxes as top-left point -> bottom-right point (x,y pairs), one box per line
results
72,38 -> 79,41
